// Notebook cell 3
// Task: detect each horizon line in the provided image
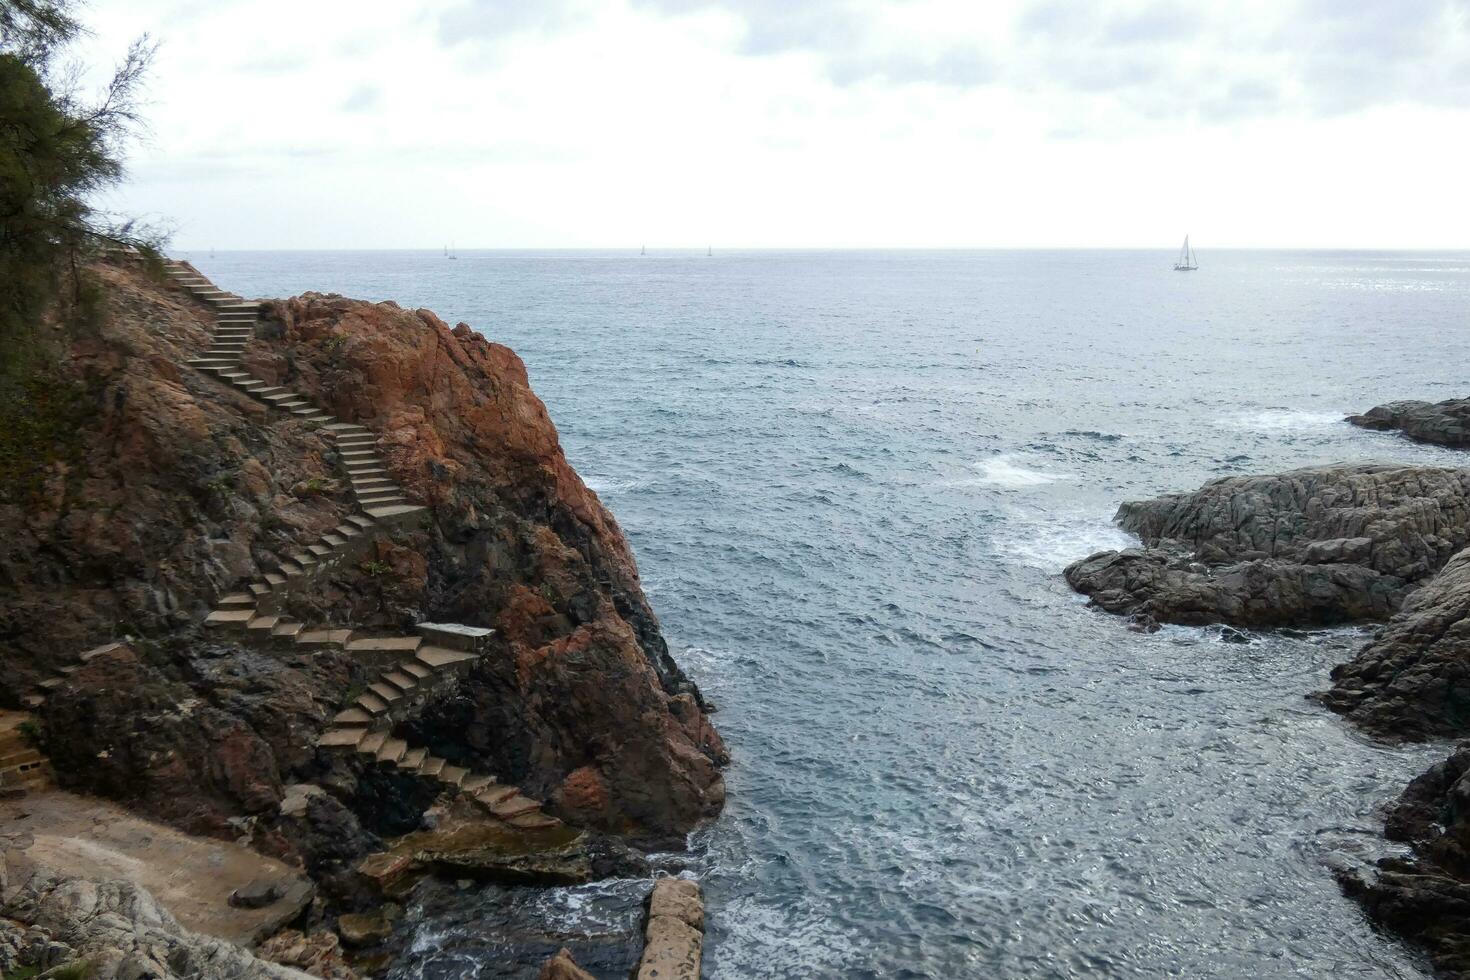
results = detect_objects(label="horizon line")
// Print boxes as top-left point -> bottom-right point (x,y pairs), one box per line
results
169,245 -> 1470,253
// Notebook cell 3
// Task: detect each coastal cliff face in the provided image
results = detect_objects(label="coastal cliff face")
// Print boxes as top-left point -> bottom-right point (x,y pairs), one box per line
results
1,258 -> 724,855
1064,464 -> 1470,628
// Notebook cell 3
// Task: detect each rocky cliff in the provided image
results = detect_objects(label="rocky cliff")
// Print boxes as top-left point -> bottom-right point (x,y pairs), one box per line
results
0,256 -> 725,861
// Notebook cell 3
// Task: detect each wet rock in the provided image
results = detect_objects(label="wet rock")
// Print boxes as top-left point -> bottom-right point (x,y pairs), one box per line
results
389,814 -> 592,886
257,929 -> 357,980
538,948 -> 594,980
1066,464 -> 1470,627
1320,545 -> 1470,740
1348,398 -> 1470,448
335,911 -> 392,948
1336,746 -> 1470,977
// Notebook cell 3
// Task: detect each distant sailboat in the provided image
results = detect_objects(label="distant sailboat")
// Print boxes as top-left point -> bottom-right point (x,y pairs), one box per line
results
448,241 -> 458,260
707,245 -> 712,257
1173,235 -> 1198,271
641,244 -> 646,256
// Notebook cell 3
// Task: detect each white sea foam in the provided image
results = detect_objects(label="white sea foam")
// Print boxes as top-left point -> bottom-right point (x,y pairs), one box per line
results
963,455 -> 1071,488
994,512 -> 1137,572
1213,409 -> 1345,432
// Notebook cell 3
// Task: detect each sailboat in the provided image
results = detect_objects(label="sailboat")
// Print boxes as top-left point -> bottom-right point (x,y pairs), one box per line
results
1173,235 -> 1198,271
641,244 -> 646,256
448,241 -> 457,260
707,245 -> 712,257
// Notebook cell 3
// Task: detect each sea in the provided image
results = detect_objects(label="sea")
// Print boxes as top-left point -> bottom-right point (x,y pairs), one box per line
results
180,249 -> 1470,979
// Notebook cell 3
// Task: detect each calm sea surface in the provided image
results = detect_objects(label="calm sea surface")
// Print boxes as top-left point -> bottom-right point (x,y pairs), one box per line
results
183,249 -> 1470,979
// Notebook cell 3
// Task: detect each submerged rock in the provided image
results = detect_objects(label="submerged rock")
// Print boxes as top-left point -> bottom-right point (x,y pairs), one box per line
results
1065,463 -> 1470,627
1348,398 -> 1470,448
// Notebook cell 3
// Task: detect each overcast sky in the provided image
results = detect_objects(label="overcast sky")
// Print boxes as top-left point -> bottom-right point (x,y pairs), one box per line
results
79,0 -> 1470,249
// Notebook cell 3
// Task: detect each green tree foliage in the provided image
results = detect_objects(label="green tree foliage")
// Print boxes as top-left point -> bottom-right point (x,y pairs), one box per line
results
0,0 -> 159,346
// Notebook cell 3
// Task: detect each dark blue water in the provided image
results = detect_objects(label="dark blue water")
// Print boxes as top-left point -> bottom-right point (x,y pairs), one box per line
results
186,249 -> 1470,978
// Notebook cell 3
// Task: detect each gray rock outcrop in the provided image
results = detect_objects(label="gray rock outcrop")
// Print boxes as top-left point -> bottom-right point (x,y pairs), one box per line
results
1348,398 -> 1470,448
1065,464 -> 1470,627
1,856 -> 308,980
1320,545 -> 1470,740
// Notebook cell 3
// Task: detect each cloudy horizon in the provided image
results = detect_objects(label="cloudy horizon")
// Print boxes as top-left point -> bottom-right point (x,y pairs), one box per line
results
79,0 -> 1470,250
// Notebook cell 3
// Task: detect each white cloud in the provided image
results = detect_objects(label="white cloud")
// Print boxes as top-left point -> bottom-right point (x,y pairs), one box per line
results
74,0 -> 1470,248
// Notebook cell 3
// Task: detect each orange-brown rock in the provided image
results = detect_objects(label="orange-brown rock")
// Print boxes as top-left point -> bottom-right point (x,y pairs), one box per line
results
3,257 -> 723,854
258,293 -> 727,837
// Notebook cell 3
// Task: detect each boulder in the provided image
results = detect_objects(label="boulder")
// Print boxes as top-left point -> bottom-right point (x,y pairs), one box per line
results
1348,398 -> 1470,448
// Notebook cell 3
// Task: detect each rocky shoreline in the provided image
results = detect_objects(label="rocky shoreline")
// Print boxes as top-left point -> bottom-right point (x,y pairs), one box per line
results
1066,406 -> 1470,977
0,253 -> 727,977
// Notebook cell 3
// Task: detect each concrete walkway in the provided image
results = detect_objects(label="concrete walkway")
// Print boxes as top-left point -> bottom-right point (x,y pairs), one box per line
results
0,790 -> 312,946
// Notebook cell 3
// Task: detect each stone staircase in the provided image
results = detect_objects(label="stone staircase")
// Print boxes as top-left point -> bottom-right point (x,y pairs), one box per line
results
167,261 -> 421,517
204,616 -> 560,831
0,711 -> 53,794
25,253 -> 560,833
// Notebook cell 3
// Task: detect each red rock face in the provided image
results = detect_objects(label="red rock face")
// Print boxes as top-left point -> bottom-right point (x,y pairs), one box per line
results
253,294 -> 727,837
8,261 -> 723,845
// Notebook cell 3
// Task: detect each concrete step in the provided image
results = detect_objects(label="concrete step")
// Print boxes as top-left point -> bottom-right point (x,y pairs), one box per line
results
400,660 -> 432,681
307,544 -> 332,557
333,524 -> 363,539
420,756 -> 446,777
399,747 -> 427,769
375,738 -> 406,765
346,636 -> 421,654
272,620 -> 304,641
351,477 -> 395,490
381,671 -> 417,693
418,623 -> 494,653
249,582 -> 272,598
358,493 -> 406,507
219,593 -> 254,608
297,629 -> 352,648
204,608 -> 253,627
333,707 -> 373,727
246,615 -> 280,632
318,728 -> 364,748
263,572 -> 287,587
322,533 -> 346,547
476,784 -> 519,805
367,682 -> 402,704
357,731 -> 387,756
347,515 -> 375,530
461,774 -> 494,794
366,504 -> 428,521
415,645 -> 479,669
357,691 -> 389,715
439,765 -> 467,787
277,561 -> 304,576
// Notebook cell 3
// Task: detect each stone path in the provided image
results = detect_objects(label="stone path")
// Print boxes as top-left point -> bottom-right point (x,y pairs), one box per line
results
0,790 -> 314,946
